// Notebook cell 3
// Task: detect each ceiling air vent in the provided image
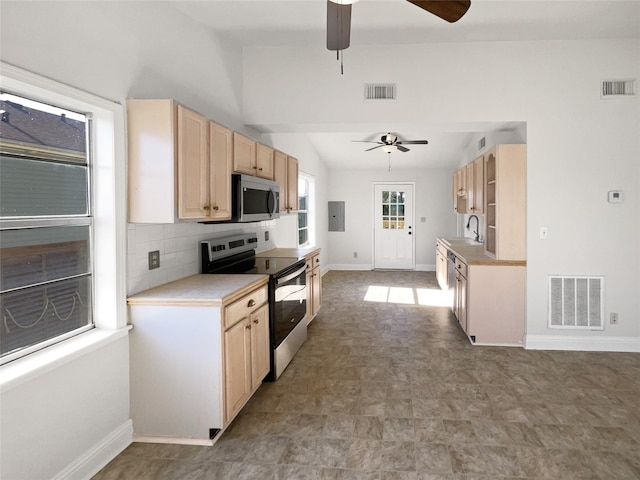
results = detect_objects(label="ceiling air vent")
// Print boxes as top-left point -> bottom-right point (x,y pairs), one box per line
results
601,79 -> 636,98
478,136 -> 486,151
364,83 -> 396,102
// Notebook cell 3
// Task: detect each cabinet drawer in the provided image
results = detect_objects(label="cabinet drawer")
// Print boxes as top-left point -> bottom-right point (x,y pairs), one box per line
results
224,286 -> 268,330
455,257 -> 467,278
306,253 -> 320,272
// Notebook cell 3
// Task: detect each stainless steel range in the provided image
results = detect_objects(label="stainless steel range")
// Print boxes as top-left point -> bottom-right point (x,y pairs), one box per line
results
201,233 -> 307,380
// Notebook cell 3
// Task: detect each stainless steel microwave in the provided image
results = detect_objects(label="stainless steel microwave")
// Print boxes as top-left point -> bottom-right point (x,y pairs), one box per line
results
232,173 -> 280,223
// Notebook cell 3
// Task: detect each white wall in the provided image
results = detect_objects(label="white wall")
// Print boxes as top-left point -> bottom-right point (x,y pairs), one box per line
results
243,40 -> 640,349
326,167 -> 457,269
1,337 -> 131,480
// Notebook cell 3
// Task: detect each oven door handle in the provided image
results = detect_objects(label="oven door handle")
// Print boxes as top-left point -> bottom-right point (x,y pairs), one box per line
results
275,264 -> 307,285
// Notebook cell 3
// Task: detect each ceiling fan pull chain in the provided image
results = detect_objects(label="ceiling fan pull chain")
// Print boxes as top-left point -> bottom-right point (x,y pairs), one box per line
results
388,152 -> 391,172
341,50 -> 344,75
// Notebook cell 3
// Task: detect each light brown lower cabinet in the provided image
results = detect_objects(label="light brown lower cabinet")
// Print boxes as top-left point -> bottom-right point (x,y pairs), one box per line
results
224,302 -> 269,424
305,252 -> 322,324
453,256 -> 468,333
128,281 -> 269,445
452,262 -> 525,346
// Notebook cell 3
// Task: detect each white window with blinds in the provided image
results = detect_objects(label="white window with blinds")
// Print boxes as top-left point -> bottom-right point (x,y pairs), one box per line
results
0,92 -> 94,364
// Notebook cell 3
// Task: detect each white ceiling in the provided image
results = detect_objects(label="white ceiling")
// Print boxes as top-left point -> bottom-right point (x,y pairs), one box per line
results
171,0 -> 640,169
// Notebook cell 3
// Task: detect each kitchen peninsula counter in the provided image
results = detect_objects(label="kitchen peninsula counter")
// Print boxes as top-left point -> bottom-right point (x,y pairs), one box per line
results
127,274 -> 268,307
437,237 -> 525,346
439,237 -> 526,266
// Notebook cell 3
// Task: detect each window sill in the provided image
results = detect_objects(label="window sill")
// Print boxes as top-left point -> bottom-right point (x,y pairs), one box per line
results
0,326 -> 131,393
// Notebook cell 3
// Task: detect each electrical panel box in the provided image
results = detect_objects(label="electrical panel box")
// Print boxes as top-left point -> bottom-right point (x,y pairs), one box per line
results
328,201 -> 345,232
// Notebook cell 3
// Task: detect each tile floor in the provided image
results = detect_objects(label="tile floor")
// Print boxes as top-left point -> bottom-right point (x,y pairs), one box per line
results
93,270 -> 640,479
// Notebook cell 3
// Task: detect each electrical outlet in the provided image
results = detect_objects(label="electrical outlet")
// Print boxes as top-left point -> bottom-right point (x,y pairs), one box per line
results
610,312 -> 618,325
148,250 -> 160,270
353,251 -> 358,258
265,231 -> 269,241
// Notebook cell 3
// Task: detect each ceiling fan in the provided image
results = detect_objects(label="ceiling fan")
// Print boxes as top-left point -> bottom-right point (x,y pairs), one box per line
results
327,0 -> 471,52
353,133 -> 429,153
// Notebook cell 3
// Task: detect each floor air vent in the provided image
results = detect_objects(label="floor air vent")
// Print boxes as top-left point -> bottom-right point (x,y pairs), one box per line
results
364,83 -> 396,101
548,275 -> 604,329
601,79 -> 636,98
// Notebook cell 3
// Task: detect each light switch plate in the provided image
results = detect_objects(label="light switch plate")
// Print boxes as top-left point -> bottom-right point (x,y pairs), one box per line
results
540,227 -> 548,239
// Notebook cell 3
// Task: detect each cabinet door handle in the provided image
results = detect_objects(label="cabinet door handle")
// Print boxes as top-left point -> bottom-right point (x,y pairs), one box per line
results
213,205 -> 219,211
246,324 -> 252,330
203,205 -> 210,211
258,167 -> 263,171
253,318 -> 259,324
247,299 -> 256,307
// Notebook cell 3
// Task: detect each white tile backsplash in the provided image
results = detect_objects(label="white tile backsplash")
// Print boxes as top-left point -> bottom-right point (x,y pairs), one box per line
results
126,221 -> 278,295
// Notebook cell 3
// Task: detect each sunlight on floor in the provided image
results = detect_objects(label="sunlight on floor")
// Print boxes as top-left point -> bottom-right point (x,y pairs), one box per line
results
364,285 -> 453,307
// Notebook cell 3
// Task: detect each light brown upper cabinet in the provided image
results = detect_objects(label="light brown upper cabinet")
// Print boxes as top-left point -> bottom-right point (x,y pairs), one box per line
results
484,144 -> 526,260
208,121 -> 233,221
177,106 -> 210,219
255,143 -> 275,180
452,167 -> 467,213
274,150 -> 299,213
233,133 -> 274,180
468,155 -> 484,214
127,99 -> 233,223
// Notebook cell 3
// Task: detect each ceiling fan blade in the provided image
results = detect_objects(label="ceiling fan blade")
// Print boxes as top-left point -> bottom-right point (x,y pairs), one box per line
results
396,140 -> 429,145
405,0 -> 471,23
327,1 -> 352,51
352,140 -> 382,144
365,144 -> 385,152
396,145 -> 410,153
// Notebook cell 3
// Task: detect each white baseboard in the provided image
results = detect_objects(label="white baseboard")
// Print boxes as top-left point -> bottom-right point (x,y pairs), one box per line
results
415,264 -> 435,272
132,434 -> 215,446
53,420 -> 132,480
327,264 -> 437,272
525,334 -> 640,353
327,264 -> 373,271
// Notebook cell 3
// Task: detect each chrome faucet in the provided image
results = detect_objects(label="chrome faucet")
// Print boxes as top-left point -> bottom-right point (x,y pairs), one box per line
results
466,215 -> 480,242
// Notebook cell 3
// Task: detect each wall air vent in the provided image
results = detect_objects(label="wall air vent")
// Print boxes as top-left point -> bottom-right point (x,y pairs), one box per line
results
601,79 -> 636,98
548,275 -> 604,330
478,136 -> 486,151
364,83 -> 396,102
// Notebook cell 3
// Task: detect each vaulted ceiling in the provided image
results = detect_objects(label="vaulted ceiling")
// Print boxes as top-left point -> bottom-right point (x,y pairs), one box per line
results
152,1 -> 640,169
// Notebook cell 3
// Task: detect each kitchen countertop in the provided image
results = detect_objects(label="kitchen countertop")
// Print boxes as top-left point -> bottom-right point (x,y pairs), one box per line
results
127,274 -> 268,307
257,247 -> 321,259
438,237 -> 526,267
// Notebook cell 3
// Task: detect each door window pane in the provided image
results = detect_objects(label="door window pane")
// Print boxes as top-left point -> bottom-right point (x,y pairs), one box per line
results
381,190 -> 405,230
